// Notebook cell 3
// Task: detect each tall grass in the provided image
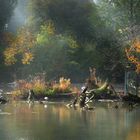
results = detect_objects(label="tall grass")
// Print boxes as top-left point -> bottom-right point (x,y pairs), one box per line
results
10,75 -> 75,99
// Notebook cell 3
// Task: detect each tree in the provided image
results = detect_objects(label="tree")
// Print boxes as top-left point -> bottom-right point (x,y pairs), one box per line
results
3,22 -> 80,80
126,38 -> 140,73
96,0 -> 140,79
0,0 -> 17,34
111,0 -> 140,74
0,0 -> 17,82
5,0 -> 139,83
4,26 -> 35,65
29,0 -> 100,43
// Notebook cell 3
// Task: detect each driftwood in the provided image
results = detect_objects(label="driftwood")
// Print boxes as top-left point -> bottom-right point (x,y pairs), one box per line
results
0,90 -> 7,104
72,87 -> 88,107
27,89 -> 35,102
71,82 -> 120,108
122,93 -> 140,103
0,97 -> 7,104
70,68 -> 140,108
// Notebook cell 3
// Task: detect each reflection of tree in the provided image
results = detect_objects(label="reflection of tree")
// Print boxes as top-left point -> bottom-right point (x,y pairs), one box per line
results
126,122 -> 140,140
51,105 -> 71,123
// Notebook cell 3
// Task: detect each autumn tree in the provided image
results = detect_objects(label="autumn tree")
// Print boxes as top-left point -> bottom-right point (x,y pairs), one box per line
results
126,38 -> 140,73
0,0 -> 17,81
4,26 -> 35,65
97,0 -> 140,78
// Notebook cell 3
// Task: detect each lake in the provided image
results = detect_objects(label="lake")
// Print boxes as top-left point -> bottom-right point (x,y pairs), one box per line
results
0,101 -> 140,140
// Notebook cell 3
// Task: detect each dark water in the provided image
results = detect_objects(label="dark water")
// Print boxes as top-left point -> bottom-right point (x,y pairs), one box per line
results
0,101 -> 140,140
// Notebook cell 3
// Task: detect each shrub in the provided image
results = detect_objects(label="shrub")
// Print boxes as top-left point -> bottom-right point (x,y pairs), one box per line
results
10,76 -> 73,100
32,79 -> 46,94
52,77 -> 72,93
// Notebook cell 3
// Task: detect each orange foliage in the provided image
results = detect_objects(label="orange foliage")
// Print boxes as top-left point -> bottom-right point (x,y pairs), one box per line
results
59,77 -> 71,91
17,80 -> 33,90
11,75 -> 46,98
134,40 -> 140,53
125,38 -> 140,73
11,76 -> 72,98
52,77 -> 71,93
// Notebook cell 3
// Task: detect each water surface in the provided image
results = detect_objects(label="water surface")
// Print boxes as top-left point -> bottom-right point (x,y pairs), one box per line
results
0,101 -> 140,140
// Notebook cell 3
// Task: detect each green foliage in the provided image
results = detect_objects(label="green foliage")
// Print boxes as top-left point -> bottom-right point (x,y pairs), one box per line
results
97,0 -> 140,79
44,88 -> 55,96
9,0 -> 124,82
36,25 -> 49,45
97,0 -> 140,39
18,23 -> 81,80
1,0 -> 139,83
36,22 -> 55,45
29,0 -> 100,43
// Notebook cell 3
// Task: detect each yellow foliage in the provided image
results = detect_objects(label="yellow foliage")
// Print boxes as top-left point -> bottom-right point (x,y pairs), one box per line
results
32,79 -> 46,93
10,75 -> 73,99
11,90 -> 22,99
18,77 -> 46,93
4,27 -> 35,65
22,52 -> 34,64
4,47 -> 17,65
13,75 -> 46,96
4,23 -> 55,65
46,21 -> 55,35
67,36 -> 78,48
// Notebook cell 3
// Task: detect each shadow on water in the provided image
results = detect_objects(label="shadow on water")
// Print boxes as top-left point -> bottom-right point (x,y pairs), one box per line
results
0,101 -> 139,140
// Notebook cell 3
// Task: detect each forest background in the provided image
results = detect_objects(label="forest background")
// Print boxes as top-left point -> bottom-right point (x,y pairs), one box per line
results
0,0 -> 139,83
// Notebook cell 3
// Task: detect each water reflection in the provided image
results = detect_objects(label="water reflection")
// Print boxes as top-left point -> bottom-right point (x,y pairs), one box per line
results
0,102 -> 139,140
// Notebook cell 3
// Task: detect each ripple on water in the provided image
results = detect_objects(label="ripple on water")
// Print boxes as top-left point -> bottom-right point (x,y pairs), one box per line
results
0,112 -> 12,115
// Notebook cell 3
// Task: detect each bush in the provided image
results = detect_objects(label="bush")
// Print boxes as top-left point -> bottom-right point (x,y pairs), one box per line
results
32,80 -> 46,94
9,76 -> 73,100
52,77 -> 72,93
